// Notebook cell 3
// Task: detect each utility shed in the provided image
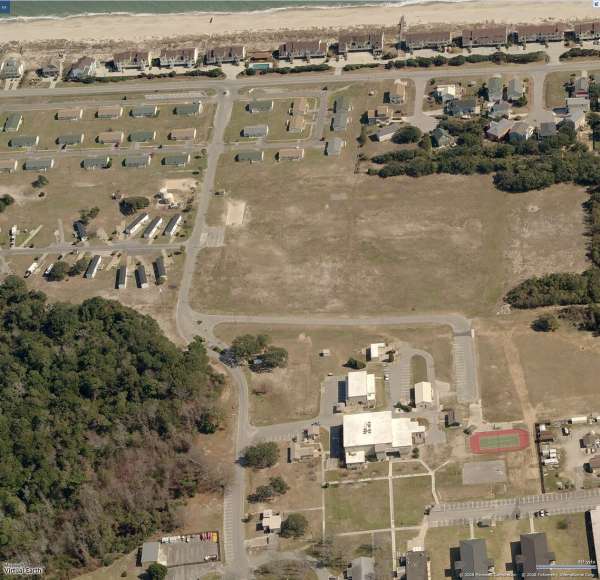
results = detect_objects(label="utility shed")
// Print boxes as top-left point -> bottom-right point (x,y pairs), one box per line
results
57,133 -> 84,146
136,264 -> 149,288
130,104 -> 158,118
116,265 -> 127,289
25,158 -> 54,171
0,159 -> 18,173
98,130 -> 124,144
243,125 -> 269,138
82,156 -> 110,170
124,155 -> 151,168
515,533 -> 555,578
236,150 -> 264,162
454,539 -> 494,580
129,130 -> 156,143
175,102 -> 203,116
4,113 -> 23,132
84,255 -> 101,279
162,153 -> 190,167
169,127 -> 196,140
247,100 -> 274,113
56,108 -> 83,121
96,106 -> 123,119
10,135 -> 39,148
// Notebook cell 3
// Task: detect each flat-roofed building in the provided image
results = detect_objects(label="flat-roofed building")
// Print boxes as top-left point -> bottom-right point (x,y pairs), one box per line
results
159,47 -> 198,68
243,124 -> 269,138
164,214 -> 183,237
0,159 -> 18,173
169,127 -> 196,141
403,29 -> 453,50
98,130 -> 124,144
454,539 -> 494,580
247,100 -> 274,113
374,124 -> 400,142
96,106 -> 123,120
405,548 -> 430,580
326,137 -> 345,156
10,135 -> 39,148
346,370 -> 376,406
462,25 -> 508,47
287,116 -> 306,133
124,213 -> 149,236
25,158 -> 54,171
143,216 -> 163,239
567,96 -> 590,113
68,56 -> 96,80
236,150 -> 264,163
130,104 -> 158,118
74,221 -> 88,241
204,45 -> 246,65
4,113 -> 23,132
123,155 -> 151,168
84,255 -> 101,279
338,30 -> 384,55
261,510 -> 282,534
574,21 -> 600,41
129,130 -> 156,143
82,156 -> 111,170
516,23 -> 567,43
56,108 -> 83,121
154,256 -> 167,283
162,153 -> 190,167
175,102 -> 203,116
116,265 -> 127,289
343,411 -> 426,464
291,97 -> 309,115
331,111 -> 349,132
515,533 -> 555,578
414,381 -> 433,408
278,148 -> 304,161
278,40 -> 327,60
57,133 -> 84,146
113,50 -> 151,71
136,264 -> 149,288
0,57 -> 24,79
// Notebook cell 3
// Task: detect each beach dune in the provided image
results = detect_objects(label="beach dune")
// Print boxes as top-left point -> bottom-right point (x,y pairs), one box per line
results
0,0 -> 596,44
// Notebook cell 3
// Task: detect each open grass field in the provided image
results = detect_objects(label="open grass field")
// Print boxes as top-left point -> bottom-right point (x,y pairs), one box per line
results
544,70 -> 600,109
325,479 -> 390,534
194,145 -> 588,318
333,532 -> 393,578
214,323 -> 453,425
392,476 -> 433,526
326,461 -> 390,482
0,101 -> 215,151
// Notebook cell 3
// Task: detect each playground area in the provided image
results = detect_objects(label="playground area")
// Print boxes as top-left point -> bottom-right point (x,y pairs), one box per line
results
470,428 -> 530,454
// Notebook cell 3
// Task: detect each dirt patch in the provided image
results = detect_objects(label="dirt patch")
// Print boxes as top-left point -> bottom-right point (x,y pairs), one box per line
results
225,200 -> 246,226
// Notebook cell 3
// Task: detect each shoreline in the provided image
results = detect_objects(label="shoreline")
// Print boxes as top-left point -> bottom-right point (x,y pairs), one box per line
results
0,0 -> 596,44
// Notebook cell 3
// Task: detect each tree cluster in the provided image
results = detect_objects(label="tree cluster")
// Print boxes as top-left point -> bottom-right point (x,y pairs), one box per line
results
78,206 -> 100,225
230,334 -> 288,371
0,194 -> 14,213
247,476 -> 290,503
560,48 -> 600,60
280,513 -> 308,538
243,442 -> 280,469
119,196 -> 150,215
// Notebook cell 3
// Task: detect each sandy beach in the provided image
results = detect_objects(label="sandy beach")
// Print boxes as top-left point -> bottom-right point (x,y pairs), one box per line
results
0,0 -> 596,44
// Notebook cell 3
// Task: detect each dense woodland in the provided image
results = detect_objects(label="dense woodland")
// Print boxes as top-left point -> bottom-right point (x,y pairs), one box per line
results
0,277 -> 225,577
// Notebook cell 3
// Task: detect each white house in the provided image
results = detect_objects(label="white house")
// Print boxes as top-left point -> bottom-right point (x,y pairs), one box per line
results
414,381 -> 433,408
346,370 -> 376,406
368,342 -> 386,360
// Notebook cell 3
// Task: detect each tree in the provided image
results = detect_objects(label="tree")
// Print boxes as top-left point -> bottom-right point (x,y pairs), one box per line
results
243,442 -> 279,469
197,406 -> 224,433
280,513 -> 308,538
269,476 -> 290,495
146,563 -> 168,580
345,357 -> 366,370
0,194 -> 14,213
119,196 -> 150,215
32,175 -> 48,188
258,346 -> 288,369
68,258 -> 88,276
231,334 -> 269,360
419,134 -> 432,152
79,206 -> 100,225
357,124 -> 368,147
532,314 -> 560,332
47,260 -> 69,282
247,485 -> 274,503
392,125 -> 422,144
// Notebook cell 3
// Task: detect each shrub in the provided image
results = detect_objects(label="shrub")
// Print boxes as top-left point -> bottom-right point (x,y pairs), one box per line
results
0,194 -> 14,213
532,314 -> 560,332
392,125 -> 422,144
345,357 -> 366,370
269,476 -> 290,495
32,175 -> 48,188
146,563 -> 168,580
119,196 -> 149,215
47,260 -> 69,282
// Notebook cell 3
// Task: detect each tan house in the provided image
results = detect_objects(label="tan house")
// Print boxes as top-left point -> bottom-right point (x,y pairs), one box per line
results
113,50 -> 152,71
402,29 -> 453,50
169,128 -> 197,141
462,26 -> 508,47
278,148 -> 304,161
516,23 -> 567,43
98,130 -> 124,144
0,159 -> 18,173
287,116 -> 306,133
56,108 -> 83,121
338,30 -> 384,55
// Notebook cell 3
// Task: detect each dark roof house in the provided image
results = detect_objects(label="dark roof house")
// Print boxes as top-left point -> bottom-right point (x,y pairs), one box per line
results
454,539 -> 494,580
515,533 -> 555,578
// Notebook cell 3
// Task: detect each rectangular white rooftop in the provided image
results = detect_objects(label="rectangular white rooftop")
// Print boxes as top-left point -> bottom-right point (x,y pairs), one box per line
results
347,370 -> 376,401
415,381 -> 433,405
343,411 -> 424,449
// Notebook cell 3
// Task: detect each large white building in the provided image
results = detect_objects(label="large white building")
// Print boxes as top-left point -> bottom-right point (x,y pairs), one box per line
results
414,381 -> 433,408
346,370 -> 376,406
343,411 -> 425,466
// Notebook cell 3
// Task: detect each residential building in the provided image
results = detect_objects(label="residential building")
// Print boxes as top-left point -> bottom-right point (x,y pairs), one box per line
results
405,548 -> 430,580
154,256 -> 167,283
287,116 -> 306,133
0,159 -> 18,173
388,82 -> 406,105
123,155 -> 151,168
402,29 -> 453,50
74,221 -> 88,241
343,411 -> 426,465
588,456 -> 600,473
98,130 -> 124,144
84,255 -> 101,279
175,102 -> 203,116
507,78 -> 525,101
291,97 -> 309,115
96,106 -> 123,120
24,158 -> 54,171
3,113 -> 23,132
516,23 -> 567,43
129,130 -> 156,143
435,83 -> 459,103
57,133 -> 85,146
366,106 -> 392,125
581,432 -> 600,449
289,441 -> 317,463
515,533 -> 556,578
243,125 -> 269,138
431,127 -> 455,148
574,76 -> 589,97
462,26 -> 508,47
490,101 -> 512,119
564,110 -> 587,130
130,104 -> 158,118
143,216 -> 163,239
159,47 -> 198,68
278,40 -> 327,60
346,370 -> 376,406
116,265 -> 127,289
326,137 -> 345,156
39,63 -> 60,78
169,127 -> 196,141
567,97 -> 590,113
112,50 -> 151,71
375,124 -> 399,142
446,98 -> 478,117
332,111 -> 349,132
573,21 -> 600,41
164,214 -> 183,237
509,122 -> 534,143
136,264 -> 149,288
236,150 -> 264,163
346,556 -> 375,580
589,507 -> 600,566
0,57 -> 24,79
278,148 -> 304,161
56,108 -> 83,121
82,156 -> 111,170
368,343 -> 386,361
338,31 -> 384,55
454,539 -> 494,580
162,153 -> 190,167
414,381 -> 433,408
487,76 -> 504,102
334,96 -> 352,114
247,100 -> 274,113
261,510 -> 281,534
68,56 -> 96,80
124,213 -> 149,236
487,119 -> 514,141
10,135 -> 39,148
538,122 -> 557,139
204,45 -> 246,65
247,50 -> 274,64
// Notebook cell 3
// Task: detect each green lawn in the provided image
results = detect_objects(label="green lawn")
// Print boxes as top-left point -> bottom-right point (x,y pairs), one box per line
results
393,476 -> 433,526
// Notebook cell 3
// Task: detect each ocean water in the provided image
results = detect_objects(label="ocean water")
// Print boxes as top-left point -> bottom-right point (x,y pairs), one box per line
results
1,0 -> 449,19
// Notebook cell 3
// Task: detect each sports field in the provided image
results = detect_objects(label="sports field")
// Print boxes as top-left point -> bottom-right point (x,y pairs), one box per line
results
470,428 -> 529,454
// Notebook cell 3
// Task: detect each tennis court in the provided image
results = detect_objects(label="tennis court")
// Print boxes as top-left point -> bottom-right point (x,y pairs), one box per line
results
470,428 -> 529,454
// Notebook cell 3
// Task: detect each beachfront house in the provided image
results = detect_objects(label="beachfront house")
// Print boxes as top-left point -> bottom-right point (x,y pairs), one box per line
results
0,57 -> 24,79
516,23 -> 567,43
338,30 -> 384,56
68,56 -> 97,80
112,50 -> 152,72
461,25 -> 508,47
402,29 -> 453,51
277,40 -> 327,61
204,45 -> 246,65
159,47 -> 198,68
574,21 -> 600,41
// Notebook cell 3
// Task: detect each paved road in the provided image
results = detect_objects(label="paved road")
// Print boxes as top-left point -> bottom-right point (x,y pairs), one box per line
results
0,241 -> 184,256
